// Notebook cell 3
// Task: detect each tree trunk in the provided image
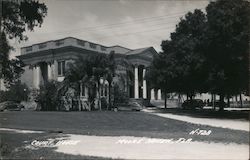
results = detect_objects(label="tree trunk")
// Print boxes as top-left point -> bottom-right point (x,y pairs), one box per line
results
227,95 -> 230,108
219,94 -> 225,112
164,91 -> 167,109
97,82 -> 101,111
178,94 -> 181,107
108,84 -> 112,110
212,94 -> 215,110
239,94 -> 243,108
190,94 -> 193,101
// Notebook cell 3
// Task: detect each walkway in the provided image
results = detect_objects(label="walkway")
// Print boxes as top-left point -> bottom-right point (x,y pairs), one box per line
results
143,109 -> 249,131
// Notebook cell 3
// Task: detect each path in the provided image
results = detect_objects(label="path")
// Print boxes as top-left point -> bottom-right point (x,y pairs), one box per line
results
143,109 -> 249,131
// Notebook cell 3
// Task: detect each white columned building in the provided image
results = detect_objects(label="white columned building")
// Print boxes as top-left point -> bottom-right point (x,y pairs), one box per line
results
18,37 -> 158,110
143,68 -> 147,99
134,66 -> 139,99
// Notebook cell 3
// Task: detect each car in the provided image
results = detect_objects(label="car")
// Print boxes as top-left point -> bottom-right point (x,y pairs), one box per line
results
0,101 -> 25,111
128,101 -> 143,111
115,101 -> 143,111
182,99 -> 205,110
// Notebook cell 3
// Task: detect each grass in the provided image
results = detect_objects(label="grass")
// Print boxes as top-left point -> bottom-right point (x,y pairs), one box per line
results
0,132 -> 115,160
0,110 -> 249,159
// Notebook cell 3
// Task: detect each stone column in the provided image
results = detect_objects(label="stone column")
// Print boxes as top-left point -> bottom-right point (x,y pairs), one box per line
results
106,84 -> 109,103
151,89 -> 155,100
157,89 -> 162,100
143,68 -> 147,99
80,82 -> 83,97
33,65 -> 41,89
85,86 -> 88,98
53,60 -> 58,80
47,63 -> 53,81
134,66 -> 139,99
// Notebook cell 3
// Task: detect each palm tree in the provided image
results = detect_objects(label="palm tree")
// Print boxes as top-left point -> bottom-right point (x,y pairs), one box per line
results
61,54 -> 112,111
105,51 -> 115,110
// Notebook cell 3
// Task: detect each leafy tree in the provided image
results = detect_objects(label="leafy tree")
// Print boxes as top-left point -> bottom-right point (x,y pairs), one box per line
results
0,0 -> 47,87
37,81 -> 58,111
168,9 -> 208,99
0,81 -> 29,103
147,9 -> 207,108
146,51 -> 174,108
63,53 -> 114,110
105,51 -> 116,110
205,0 -> 250,111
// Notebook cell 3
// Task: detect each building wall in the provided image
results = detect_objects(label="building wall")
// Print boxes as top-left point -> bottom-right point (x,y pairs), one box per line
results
20,66 -> 33,89
0,79 -> 7,91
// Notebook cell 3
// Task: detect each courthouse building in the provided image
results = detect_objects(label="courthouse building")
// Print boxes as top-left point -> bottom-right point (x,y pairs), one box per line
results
18,37 -> 162,102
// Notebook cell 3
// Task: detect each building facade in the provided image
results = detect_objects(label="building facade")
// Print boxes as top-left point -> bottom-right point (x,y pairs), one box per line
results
18,37 -> 162,106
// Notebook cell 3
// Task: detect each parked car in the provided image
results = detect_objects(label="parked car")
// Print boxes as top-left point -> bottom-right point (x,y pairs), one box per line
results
115,101 -> 142,111
128,102 -> 142,111
0,101 -> 25,111
182,99 -> 205,110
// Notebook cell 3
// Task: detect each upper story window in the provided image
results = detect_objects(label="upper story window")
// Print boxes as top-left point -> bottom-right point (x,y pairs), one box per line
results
55,40 -> 64,46
81,83 -> 86,97
26,47 -> 32,52
101,46 -> 106,51
77,40 -> 85,47
39,43 -> 47,49
58,61 -> 66,76
89,43 -> 97,49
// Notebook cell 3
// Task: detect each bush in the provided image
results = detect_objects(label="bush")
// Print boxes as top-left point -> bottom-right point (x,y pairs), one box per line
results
36,81 -> 59,111
0,82 -> 29,103
101,97 -> 108,109
113,84 -> 129,105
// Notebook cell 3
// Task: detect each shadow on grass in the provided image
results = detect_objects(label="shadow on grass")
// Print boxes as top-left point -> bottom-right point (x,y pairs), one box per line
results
0,132 -> 118,160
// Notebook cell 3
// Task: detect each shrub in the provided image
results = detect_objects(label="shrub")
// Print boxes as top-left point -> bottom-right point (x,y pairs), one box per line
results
36,81 -> 59,111
113,84 -> 129,105
0,82 -> 29,103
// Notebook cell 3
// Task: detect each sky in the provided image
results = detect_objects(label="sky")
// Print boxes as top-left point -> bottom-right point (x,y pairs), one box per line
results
10,0 -> 209,59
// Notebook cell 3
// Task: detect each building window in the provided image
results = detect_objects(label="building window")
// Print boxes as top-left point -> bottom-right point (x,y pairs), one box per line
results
39,43 -> 47,49
89,43 -> 96,49
26,47 -> 32,52
55,40 -> 64,46
101,46 -> 106,51
58,61 -> 66,76
77,40 -> 85,46
81,83 -> 85,97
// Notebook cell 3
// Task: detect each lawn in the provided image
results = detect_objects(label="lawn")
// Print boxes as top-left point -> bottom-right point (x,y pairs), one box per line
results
0,111 -> 249,159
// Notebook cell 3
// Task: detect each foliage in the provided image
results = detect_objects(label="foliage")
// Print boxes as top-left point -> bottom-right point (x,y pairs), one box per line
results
147,0 -> 250,111
0,81 -> 29,103
105,51 -> 116,109
0,33 -> 25,87
147,9 -> 207,108
113,84 -> 129,105
205,0 -> 250,97
36,81 -> 58,111
62,53 -> 116,110
0,1 -> 47,86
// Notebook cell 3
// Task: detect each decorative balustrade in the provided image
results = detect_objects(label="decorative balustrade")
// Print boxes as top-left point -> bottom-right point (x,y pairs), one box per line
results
20,37 -> 110,55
